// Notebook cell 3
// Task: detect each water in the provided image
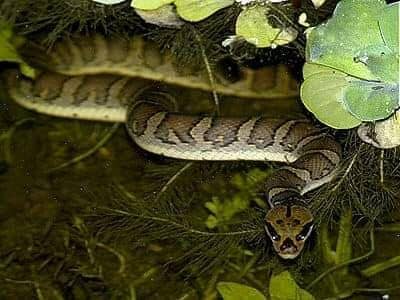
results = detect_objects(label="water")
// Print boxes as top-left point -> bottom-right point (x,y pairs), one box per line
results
0,3 -> 400,299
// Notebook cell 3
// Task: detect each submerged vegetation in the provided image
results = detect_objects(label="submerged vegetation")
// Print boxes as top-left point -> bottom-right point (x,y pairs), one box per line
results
0,0 -> 399,299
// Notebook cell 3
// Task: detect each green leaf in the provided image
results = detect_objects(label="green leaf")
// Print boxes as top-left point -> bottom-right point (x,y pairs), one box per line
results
355,44 -> 399,83
306,0 -> 387,80
92,0 -> 126,4
379,2 -> 399,53
0,22 -> 35,78
174,0 -> 234,22
235,5 -> 297,48
269,271 -> 314,300
300,64 -> 361,129
217,282 -> 266,300
302,62 -> 339,80
131,0 -> 174,10
343,80 -> 399,121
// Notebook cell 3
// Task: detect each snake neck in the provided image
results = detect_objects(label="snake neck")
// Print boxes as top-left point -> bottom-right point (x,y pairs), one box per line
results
266,189 -> 307,208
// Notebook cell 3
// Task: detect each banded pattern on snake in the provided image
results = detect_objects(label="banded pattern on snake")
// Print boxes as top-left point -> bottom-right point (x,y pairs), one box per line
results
5,35 -> 342,259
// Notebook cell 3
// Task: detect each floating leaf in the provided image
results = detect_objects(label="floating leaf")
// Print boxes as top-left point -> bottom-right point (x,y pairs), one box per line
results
0,22 -> 35,78
355,44 -> 398,83
302,62 -> 337,79
269,271 -> 314,300
302,0 -> 398,129
92,0 -> 126,4
135,4 -> 184,27
217,282 -> 266,300
343,80 -> 399,121
174,0 -> 234,22
306,0 -> 387,80
131,0 -> 174,10
300,63 -> 361,129
236,5 -> 297,48
378,2 -> 399,53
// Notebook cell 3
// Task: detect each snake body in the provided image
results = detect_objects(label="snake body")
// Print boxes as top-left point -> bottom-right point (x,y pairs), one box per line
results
5,35 -> 342,259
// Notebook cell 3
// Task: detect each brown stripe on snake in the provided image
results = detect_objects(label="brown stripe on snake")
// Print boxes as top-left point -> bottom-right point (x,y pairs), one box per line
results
71,75 -> 121,106
31,72 -> 70,102
154,115 -> 204,145
248,118 -> 294,149
18,34 -> 299,99
204,117 -> 251,147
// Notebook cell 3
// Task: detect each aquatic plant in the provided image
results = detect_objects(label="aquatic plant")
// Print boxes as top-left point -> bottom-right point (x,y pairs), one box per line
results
301,0 -> 399,129
0,22 -> 34,77
217,271 -> 314,300
205,168 -> 270,229
107,0 -> 305,48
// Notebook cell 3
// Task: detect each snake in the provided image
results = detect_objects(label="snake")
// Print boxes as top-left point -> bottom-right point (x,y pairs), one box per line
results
4,34 -> 344,259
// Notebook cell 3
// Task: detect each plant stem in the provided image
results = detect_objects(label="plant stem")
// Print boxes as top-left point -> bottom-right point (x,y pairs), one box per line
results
307,229 -> 375,290
361,255 -> 400,278
47,122 -> 119,173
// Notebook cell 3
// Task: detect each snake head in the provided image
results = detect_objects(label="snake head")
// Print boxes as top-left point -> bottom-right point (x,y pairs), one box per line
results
265,205 -> 314,259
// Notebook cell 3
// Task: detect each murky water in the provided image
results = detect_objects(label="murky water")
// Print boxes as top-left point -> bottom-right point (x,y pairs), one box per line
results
1,2 -> 400,299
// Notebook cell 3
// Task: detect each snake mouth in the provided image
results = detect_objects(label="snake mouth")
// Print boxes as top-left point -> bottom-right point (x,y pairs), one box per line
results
277,238 -> 300,259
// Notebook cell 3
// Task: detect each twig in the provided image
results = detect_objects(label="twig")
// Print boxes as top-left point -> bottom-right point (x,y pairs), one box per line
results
331,153 -> 358,192
191,27 -> 220,115
379,150 -> 384,184
47,123 -> 120,173
155,162 -> 193,201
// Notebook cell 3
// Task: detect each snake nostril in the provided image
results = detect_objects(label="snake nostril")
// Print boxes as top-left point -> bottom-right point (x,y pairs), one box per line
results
280,238 -> 296,251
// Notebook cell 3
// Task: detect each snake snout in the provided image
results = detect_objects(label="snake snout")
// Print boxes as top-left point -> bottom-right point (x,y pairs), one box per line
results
280,238 -> 297,252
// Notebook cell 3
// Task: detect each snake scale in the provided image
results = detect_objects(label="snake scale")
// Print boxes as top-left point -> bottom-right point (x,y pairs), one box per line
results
5,34 -> 342,259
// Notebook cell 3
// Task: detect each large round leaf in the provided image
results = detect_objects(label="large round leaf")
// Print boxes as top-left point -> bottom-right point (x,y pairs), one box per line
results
355,44 -> 399,83
217,282 -> 266,300
235,5 -> 297,48
302,62 -> 338,80
343,80 -> 399,121
301,64 -> 361,129
131,0 -> 174,10
379,2 -> 399,53
306,0 -> 387,81
174,0 -> 233,22
269,271 -> 315,300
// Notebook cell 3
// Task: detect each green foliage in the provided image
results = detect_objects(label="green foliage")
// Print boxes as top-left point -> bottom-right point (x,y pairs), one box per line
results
217,271 -> 315,300
130,0 -> 298,48
205,168 -> 270,229
269,271 -> 314,300
174,0 -> 234,22
0,22 -> 35,77
235,5 -> 297,48
301,0 -> 399,129
131,0 -> 234,22
217,282 -> 266,300
131,0 -> 175,10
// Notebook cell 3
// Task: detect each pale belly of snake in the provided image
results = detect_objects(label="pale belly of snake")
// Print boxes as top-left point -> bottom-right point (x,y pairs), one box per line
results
4,35 -> 342,259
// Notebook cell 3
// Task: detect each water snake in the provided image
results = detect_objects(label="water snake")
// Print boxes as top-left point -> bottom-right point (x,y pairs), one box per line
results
5,34 -> 344,259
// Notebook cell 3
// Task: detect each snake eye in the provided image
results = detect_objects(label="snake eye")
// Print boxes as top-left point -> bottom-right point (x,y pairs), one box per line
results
296,222 -> 314,241
296,234 -> 306,241
265,223 -> 281,242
